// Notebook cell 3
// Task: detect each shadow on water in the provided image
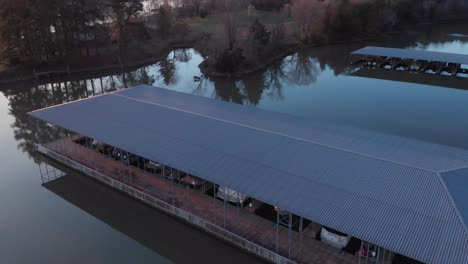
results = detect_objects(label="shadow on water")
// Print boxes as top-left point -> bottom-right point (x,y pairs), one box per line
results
39,160 -> 266,264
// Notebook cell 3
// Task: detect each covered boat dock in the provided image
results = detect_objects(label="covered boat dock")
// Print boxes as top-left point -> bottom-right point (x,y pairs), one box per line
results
29,85 -> 468,264
352,46 -> 468,76
350,67 -> 468,91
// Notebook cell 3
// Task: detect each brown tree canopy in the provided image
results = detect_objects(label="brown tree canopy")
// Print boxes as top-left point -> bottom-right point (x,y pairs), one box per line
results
291,0 -> 325,42
0,0 -> 143,65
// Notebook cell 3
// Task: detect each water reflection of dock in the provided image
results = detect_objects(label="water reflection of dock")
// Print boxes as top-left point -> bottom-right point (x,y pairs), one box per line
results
352,46 -> 468,77
39,161 -> 264,264
350,67 -> 468,91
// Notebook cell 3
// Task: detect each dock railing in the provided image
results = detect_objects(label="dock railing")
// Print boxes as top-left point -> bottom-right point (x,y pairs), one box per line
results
35,143 -> 296,264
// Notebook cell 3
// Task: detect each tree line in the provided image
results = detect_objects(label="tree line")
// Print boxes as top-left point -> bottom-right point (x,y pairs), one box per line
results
209,0 -> 468,73
1,0 -> 467,72
0,0 -> 145,66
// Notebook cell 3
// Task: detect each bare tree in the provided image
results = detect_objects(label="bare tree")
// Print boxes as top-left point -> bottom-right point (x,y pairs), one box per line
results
157,3 -> 174,37
223,10 -> 237,50
291,0 -> 326,42
110,0 -> 144,63
183,0 -> 203,16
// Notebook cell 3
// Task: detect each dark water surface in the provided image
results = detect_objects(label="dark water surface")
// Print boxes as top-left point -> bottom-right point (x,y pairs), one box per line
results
1,23 -> 468,264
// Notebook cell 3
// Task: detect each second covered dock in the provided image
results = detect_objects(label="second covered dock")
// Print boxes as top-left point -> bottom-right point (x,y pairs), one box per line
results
352,46 -> 468,76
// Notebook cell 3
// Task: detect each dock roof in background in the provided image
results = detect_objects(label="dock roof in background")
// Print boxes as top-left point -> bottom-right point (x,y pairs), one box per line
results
352,46 -> 468,65
30,85 -> 468,264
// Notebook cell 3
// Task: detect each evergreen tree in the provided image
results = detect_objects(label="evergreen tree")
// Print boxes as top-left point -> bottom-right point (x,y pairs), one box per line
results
156,4 -> 174,37
249,18 -> 271,47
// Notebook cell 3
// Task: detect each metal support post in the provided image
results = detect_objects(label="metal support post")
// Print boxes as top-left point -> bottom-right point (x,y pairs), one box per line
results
171,168 -> 175,205
64,81 -> 69,101
65,129 -> 71,156
162,165 -> 167,201
276,207 -> 279,254
100,77 -> 104,94
72,133 -> 79,163
212,183 -> 216,206
84,80 -> 88,97
61,129 -> 66,156
212,183 -> 217,224
288,212 -> 292,259
236,193 -> 240,215
91,79 -> 96,96
376,246 -> 381,264
143,158 -> 147,177
299,217 -> 303,259
359,240 -> 363,264
223,190 -> 228,229
125,151 -> 131,183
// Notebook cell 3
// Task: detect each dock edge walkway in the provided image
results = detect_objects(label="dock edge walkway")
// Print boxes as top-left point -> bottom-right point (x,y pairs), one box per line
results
36,143 -> 297,264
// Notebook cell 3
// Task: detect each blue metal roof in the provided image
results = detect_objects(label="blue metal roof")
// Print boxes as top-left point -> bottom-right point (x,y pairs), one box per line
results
30,85 -> 468,264
352,46 -> 468,65
441,168 -> 468,231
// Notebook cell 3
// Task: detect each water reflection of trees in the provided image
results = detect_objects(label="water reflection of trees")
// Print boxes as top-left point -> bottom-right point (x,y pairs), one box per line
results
283,53 -> 322,86
156,49 -> 194,87
158,58 -> 176,86
3,82 -> 89,162
243,75 -> 267,106
212,78 -> 245,105
210,52 -> 324,105
2,65 -> 157,161
173,49 -> 193,63
124,67 -> 156,87
263,61 -> 285,100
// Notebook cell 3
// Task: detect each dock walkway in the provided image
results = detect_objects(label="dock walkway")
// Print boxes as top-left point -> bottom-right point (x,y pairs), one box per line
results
42,137 -> 368,264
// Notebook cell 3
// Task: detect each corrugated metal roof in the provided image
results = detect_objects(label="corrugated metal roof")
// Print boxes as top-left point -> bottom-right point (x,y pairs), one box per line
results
352,46 -> 468,65
29,85 -> 468,264
441,168 -> 468,232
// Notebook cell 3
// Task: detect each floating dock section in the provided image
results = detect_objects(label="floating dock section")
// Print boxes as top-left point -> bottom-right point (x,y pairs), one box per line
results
352,46 -> 468,76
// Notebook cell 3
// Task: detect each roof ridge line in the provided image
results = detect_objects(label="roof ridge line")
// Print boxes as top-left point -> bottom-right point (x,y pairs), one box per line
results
112,92 -> 436,174
437,165 -> 468,174
436,172 -> 468,236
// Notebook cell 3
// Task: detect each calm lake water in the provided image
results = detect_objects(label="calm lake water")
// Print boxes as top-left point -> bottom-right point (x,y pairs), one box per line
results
1,23 -> 468,264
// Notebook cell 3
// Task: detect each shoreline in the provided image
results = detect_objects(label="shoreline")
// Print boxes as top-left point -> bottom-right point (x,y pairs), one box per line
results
0,42 -> 195,87
1,19 -> 467,86
200,19 -> 468,78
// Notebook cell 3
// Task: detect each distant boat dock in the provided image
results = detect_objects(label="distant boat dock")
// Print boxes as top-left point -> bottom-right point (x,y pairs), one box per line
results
351,46 -> 468,77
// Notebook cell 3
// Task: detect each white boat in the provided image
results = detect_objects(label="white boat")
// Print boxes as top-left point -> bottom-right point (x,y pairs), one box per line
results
320,227 -> 351,249
216,186 -> 249,204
